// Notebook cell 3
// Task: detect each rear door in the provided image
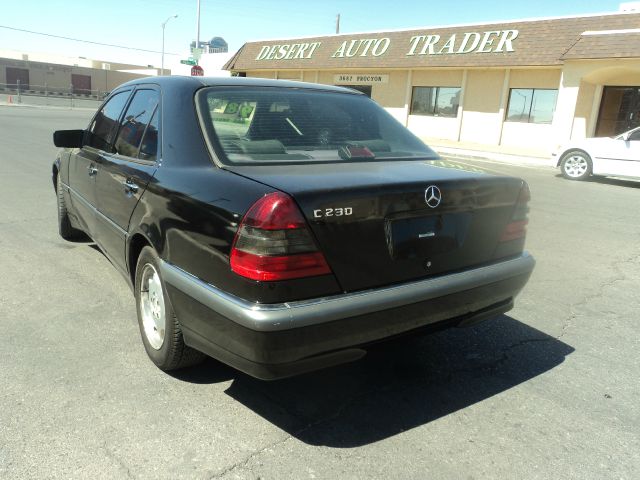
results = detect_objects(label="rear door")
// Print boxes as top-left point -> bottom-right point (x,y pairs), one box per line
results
93,87 -> 160,271
67,90 -> 131,236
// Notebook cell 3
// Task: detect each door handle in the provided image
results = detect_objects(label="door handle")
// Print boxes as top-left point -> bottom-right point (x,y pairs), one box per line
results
122,179 -> 139,194
87,165 -> 98,176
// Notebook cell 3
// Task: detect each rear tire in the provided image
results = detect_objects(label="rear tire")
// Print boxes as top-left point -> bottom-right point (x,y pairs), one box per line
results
56,174 -> 86,240
134,246 -> 206,371
560,150 -> 592,181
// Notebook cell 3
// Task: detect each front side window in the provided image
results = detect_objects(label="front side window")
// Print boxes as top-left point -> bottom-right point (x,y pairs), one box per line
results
506,88 -> 558,124
198,87 -> 437,165
627,128 -> 640,141
411,87 -> 460,117
113,89 -> 159,159
87,91 -> 130,151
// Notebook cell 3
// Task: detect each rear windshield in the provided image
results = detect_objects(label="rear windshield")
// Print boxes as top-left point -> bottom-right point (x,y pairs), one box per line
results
196,86 -> 438,165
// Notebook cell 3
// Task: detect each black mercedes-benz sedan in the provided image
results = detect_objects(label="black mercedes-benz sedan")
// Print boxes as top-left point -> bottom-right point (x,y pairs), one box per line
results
52,76 -> 534,379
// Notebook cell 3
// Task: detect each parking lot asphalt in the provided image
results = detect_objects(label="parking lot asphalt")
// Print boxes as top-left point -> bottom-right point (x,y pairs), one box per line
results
0,106 -> 638,479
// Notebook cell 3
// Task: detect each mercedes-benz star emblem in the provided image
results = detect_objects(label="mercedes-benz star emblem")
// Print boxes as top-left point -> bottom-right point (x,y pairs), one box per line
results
425,185 -> 442,208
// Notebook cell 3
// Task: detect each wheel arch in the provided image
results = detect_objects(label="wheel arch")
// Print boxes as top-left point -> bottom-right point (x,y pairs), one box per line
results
128,233 -> 153,286
52,159 -> 61,192
560,147 -> 592,163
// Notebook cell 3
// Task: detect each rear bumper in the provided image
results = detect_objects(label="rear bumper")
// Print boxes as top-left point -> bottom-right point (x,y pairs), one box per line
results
162,252 -> 535,379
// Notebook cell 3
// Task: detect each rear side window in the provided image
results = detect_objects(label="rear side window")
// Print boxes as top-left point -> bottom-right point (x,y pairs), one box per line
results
139,109 -> 159,161
87,91 -> 130,151
114,89 -> 159,159
197,87 -> 436,165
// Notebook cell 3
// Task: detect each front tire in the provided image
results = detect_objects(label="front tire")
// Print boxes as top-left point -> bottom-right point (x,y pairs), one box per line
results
560,150 -> 592,181
134,247 -> 205,371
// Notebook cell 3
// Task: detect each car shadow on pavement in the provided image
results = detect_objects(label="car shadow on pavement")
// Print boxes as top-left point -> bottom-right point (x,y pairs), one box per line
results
173,315 -> 573,447
554,173 -> 640,188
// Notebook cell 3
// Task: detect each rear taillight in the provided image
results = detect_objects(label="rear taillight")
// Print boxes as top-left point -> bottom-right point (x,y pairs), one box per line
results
230,192 -> 332,281
499,182 -> 530,242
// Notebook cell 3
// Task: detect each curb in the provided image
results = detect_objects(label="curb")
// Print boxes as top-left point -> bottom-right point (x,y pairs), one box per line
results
433,146 -> 555,169
0,102 -> 96,111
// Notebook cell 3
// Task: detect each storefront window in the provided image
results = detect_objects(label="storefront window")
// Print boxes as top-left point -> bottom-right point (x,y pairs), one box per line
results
596,86 -> 640,136
411,87 -> 460,117
506,88 -> 558,124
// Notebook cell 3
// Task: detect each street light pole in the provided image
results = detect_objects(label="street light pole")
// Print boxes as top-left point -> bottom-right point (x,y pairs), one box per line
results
161,14 -> 178,76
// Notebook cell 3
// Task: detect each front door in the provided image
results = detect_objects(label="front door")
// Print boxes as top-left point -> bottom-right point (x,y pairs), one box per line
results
608,129 -> 640,178
68,90 -> 131,237
94,88 -> 160,271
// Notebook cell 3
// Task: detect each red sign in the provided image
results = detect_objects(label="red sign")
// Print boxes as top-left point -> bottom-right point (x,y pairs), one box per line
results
191,65 -> 204,76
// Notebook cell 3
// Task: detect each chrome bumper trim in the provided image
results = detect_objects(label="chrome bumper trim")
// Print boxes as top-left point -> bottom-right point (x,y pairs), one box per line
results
160,253 -> 535,332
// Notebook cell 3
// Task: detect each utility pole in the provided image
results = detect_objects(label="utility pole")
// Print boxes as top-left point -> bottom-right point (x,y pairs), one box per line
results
196,0 -> 201,49
336,14 -> 340,34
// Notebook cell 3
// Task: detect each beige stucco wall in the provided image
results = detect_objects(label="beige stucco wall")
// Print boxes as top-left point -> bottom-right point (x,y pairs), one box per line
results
408,115 -> 459,140
276,70 -> 303,80
572,81 -> 598,139
246,57 -> 640,152
1,59 -> 146,94
302,71 -> 318,83
459,70 -> 505,144
371,70 -> 409,123
411,70 -> 464,87
500,68 -> 562,149
509,69 -> 561,89
406,69 -> 464,140
246,70 -> 277,79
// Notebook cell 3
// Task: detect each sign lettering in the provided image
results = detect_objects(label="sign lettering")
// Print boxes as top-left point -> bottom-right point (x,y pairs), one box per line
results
255,42 -> 321,61
407,30 -> 518,56
253,29 -> 519,63
334,74 -> 389,85
332,38 -> 391,58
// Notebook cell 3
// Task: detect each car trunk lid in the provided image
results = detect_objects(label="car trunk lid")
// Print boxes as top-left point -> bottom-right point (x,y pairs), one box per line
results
228,160 -> 526,292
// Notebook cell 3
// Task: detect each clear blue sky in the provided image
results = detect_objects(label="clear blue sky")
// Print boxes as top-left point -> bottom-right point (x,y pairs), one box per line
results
0,0 -> 628,67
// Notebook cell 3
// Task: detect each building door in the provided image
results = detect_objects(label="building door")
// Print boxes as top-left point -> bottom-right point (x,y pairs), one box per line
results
596,86 -> 640,137
71,74 -> 92,95
340,85 -> 372,97
6,67 -> 29,90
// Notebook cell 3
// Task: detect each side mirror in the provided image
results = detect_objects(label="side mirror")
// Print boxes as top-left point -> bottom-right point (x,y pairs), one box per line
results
53,129 -> 85,148
621,132 -> 631,142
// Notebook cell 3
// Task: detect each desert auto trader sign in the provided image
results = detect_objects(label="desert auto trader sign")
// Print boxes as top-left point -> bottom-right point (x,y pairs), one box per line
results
254,30 -> 519,61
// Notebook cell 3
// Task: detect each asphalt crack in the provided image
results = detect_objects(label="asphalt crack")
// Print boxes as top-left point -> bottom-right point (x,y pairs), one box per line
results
496,251 -> 640,366
101,441 -> 135,480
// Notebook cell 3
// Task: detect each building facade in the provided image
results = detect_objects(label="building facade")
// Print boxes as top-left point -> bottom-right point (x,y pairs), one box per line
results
224,11 -> 640,154
0,50 -> 160,98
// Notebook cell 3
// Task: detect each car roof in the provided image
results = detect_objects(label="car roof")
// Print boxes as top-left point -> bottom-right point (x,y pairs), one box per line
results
115,75 -> 364,95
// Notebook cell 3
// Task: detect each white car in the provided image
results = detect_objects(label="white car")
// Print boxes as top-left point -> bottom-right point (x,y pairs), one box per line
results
553,126 -> 640,180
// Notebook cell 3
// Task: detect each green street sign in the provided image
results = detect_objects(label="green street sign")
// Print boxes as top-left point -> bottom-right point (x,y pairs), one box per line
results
180,59 -> 197,65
